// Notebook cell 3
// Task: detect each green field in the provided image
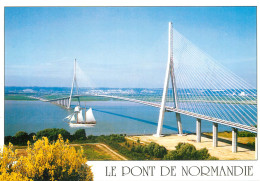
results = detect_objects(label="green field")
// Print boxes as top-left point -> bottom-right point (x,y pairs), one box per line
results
5,94 -> 37,101
73,144 -> 114,160
204,131 -> 255,149
5,92 -> 256,105
41,95 -> 111,101
14,144 -> 115,160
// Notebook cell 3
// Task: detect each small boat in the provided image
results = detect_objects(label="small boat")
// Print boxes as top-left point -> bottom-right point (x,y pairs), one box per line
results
64,105 -> 96,127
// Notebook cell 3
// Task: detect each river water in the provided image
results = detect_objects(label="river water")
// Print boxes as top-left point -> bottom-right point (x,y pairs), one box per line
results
5,100 -> 233,136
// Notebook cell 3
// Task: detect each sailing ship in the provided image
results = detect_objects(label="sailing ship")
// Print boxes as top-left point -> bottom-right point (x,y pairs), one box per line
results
64,105 -> 96,127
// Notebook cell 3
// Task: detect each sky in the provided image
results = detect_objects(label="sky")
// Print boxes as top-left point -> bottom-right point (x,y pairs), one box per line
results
5,7 -> 256,88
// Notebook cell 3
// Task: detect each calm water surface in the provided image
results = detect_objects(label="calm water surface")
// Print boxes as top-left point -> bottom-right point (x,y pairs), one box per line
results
4,100 -> 232,136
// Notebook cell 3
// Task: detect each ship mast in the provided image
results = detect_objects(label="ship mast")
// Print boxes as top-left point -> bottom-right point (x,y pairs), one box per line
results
77,112 -> 78,123
85,104 -> 87,123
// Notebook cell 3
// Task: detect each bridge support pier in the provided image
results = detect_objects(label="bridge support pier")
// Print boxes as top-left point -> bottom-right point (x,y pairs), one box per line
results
77,97 -> 80,106
213,123 -> 218,147
65,98 -> 68,108
232,128 -> 238,153
196,118 -> 201,142
176,113 -> 183,135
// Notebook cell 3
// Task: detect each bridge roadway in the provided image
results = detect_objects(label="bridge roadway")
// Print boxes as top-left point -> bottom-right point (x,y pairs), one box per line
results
47,94 -> 257,133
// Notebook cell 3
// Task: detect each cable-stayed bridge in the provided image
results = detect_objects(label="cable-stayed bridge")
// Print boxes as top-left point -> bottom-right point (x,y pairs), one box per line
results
44,22 -> 257,153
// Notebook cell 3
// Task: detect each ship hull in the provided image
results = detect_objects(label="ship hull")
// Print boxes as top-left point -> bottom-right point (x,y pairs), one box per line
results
69,123 -> 96,127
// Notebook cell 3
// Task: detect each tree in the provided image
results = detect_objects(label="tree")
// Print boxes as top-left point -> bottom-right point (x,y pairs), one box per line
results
163,142 -> 219,160
28,132 -> 36,142
174,143 -> 197,160
153,144 -> 167,158
14,131 -> 29,145
4,136 -> 13,145
146,142 -> 156,156
36,128 -> 71,142
196,148 -> 210,160
73,129 -> 86,140
131,145 -> 136,152
163,150 -> 177,160
135,145 -> 144,153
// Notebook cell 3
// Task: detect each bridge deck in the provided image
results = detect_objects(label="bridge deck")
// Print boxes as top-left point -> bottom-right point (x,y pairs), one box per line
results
94,95 -> 257,133
46,94 -> 257,133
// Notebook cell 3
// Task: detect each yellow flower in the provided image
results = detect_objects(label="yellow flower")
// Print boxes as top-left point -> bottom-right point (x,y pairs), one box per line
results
1,134 -> 93,181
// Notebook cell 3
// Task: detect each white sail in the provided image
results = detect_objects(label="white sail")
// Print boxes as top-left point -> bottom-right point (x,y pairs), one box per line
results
77,110 -> 84,123
65,114 -> 72,120
85,108 -> 96,123
74,106 -> 80,112
70,114 -> 76,122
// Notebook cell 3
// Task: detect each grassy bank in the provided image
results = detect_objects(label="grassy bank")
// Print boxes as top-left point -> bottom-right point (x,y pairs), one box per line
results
5,94 -> 37,101
6,128 -> 256,160
73,145 -> 115,160
204,131 -> 255,149
6,128 -> 220,160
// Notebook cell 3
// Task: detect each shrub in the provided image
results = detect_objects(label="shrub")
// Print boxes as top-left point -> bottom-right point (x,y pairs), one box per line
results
144,142 -> 167,158
28,133 -> 36,142
208,156 -> 219,160
135,145 -> 144,153
0,135 -> 93,181
163,150 -> 177,160
196,148 -> 211,160
164,142 -> 218,160
153,144 -> 167,158
141,145 -> 148,153
238,131 -> 256,137
129,141 -> 167,159
146,142 -> 156,156
131,145 -> 136,152
246,141 -> 255,148
5,132 -> 36,146
109,134 -> 125,142
36,128 -> 71,142
173,143 -> 197,160
124,142 -> 130,148
73,129 -> 86,140
4,136 -> 13,145
87,135 -> 95,140
0,144 -> 30,180
14,131 -> 30,145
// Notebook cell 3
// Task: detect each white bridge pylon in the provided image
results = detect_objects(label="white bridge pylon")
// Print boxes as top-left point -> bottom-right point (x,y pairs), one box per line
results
68,59 -> 80,109
155,22 -> 183,137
